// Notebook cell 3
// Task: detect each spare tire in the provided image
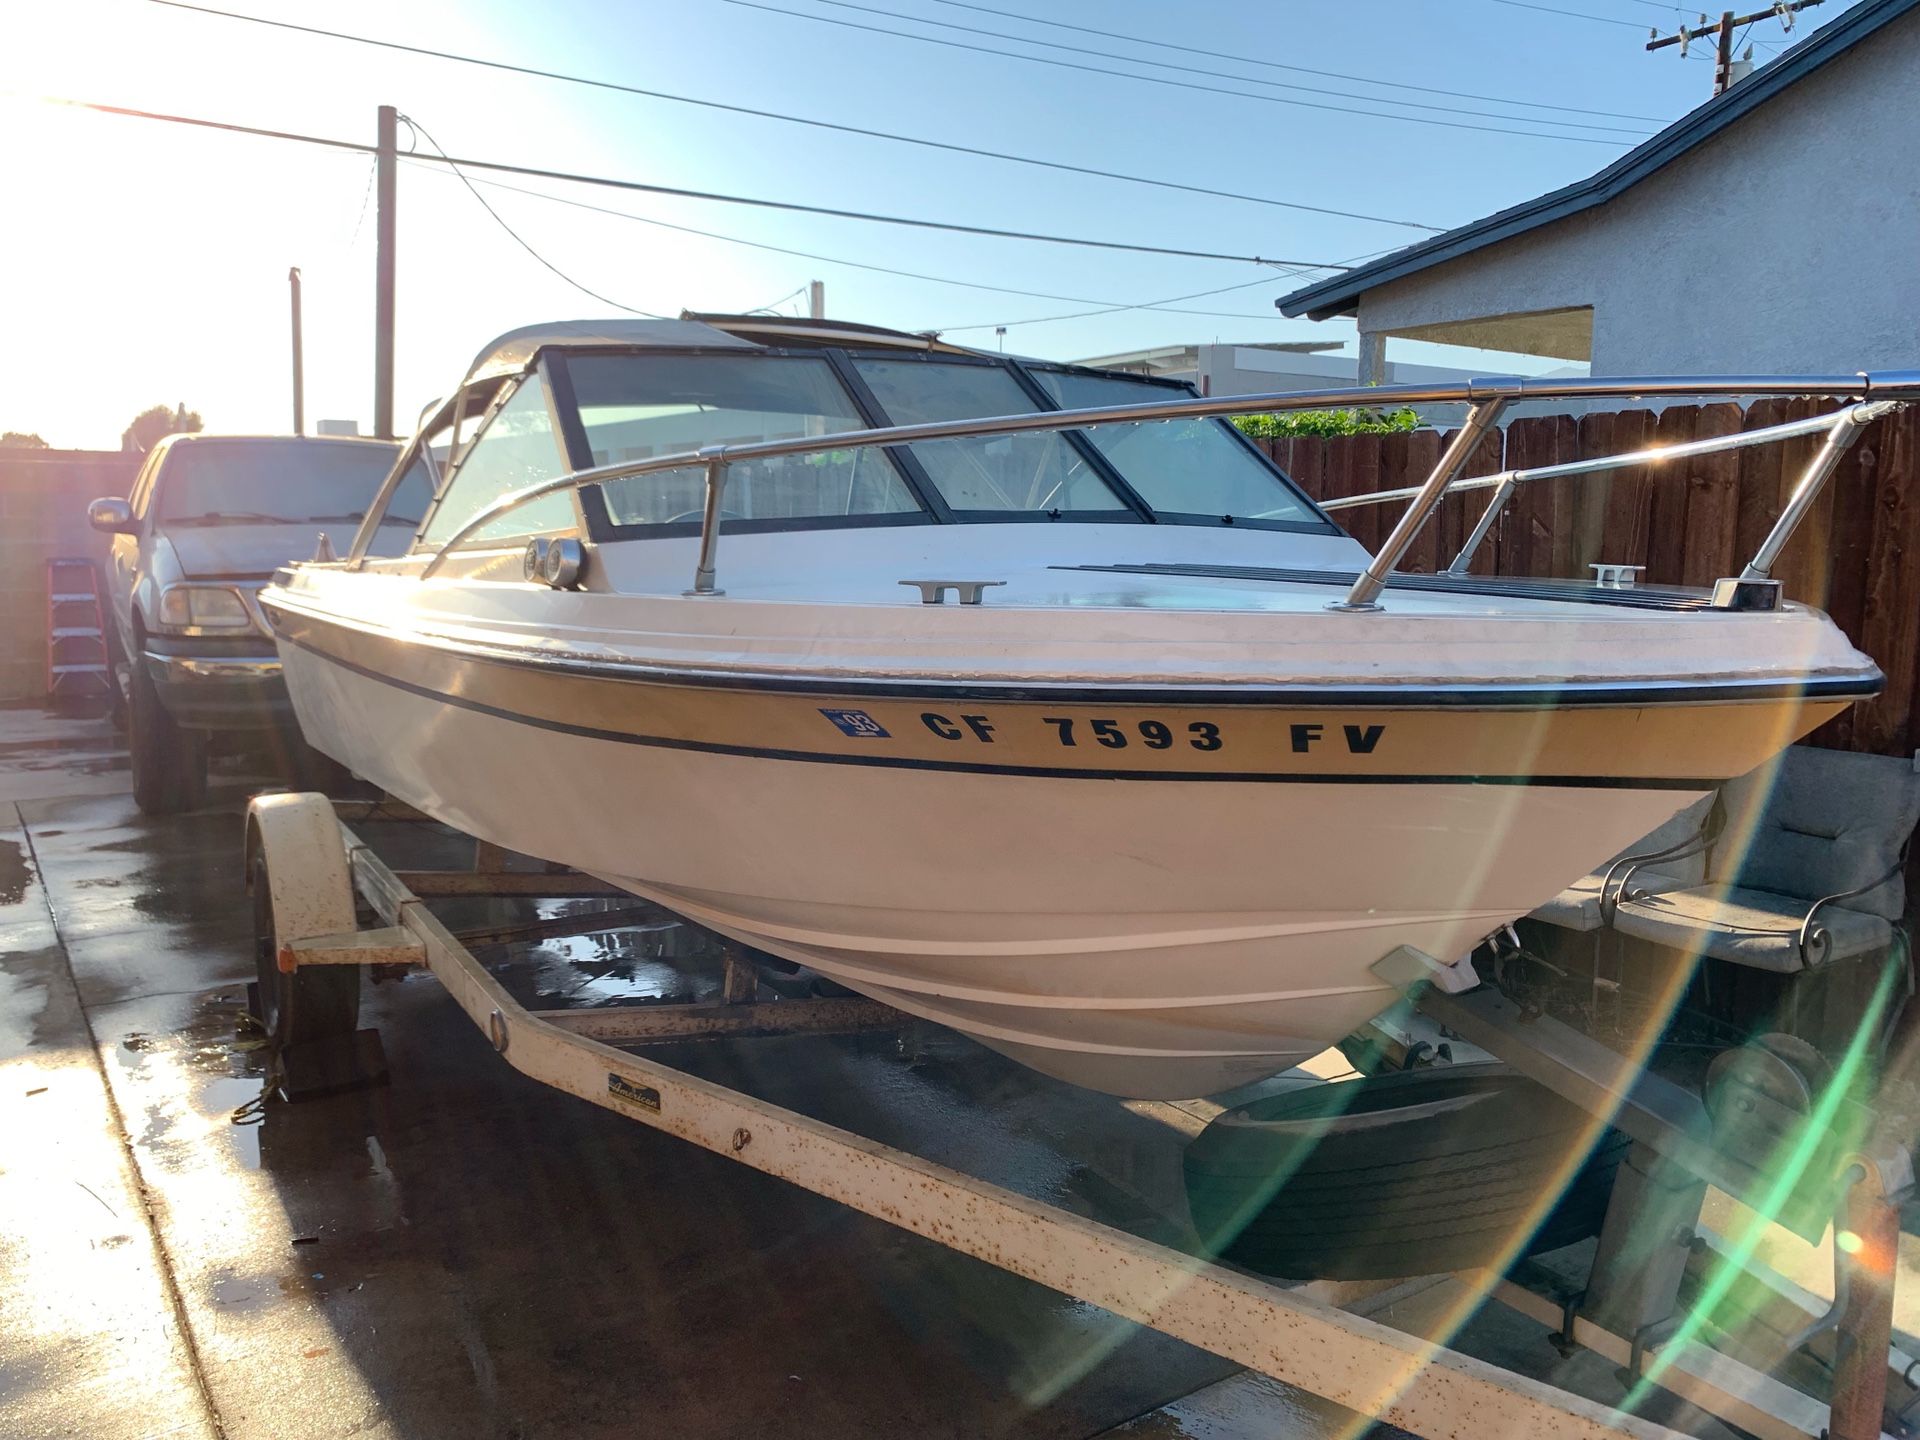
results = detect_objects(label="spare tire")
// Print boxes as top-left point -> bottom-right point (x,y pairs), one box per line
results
1184,1064 -> 1628,1281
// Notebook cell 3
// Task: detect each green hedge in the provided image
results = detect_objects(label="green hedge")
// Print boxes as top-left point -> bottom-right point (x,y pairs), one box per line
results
1231,407 -> 1421,439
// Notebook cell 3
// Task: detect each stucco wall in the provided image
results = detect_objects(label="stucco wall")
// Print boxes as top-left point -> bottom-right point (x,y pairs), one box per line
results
1356,8 -> 1920,375
0,451 -> 137,700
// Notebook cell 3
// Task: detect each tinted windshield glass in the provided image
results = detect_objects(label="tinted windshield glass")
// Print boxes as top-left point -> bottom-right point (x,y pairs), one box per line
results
570,353 -> 921,526
418,380 -> 577,544
854,359 -> 1127,513
158,440 -> 404,524
1030,370 -> 1320,524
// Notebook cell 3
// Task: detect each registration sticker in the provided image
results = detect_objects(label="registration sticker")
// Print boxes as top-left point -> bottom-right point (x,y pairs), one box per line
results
608,1073 -> 661,1112
819,708 -> 891,738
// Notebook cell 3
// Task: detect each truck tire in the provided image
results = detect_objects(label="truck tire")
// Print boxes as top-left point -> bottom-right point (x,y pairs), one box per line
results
1184,1065 -> 1628,1281
128,654 -> 208,815
250,851 -> 361,1046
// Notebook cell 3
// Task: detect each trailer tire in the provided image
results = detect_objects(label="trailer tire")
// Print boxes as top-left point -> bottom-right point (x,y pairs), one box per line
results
251,851 -> 361,1045
1184,1065 -> 1627,1281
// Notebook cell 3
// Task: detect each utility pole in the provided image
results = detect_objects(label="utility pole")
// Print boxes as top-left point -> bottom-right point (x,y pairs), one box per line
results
1646,2 -> 1821,95
373,104 -> 397,440
288,266 -> 305,436
808,279 -> 825,320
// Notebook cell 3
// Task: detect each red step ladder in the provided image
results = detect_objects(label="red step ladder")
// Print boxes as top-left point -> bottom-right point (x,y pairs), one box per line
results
45,557 -> 111,698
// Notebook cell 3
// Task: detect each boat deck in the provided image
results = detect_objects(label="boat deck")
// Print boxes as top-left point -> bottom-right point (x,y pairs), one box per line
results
1062,563 -> 1714,613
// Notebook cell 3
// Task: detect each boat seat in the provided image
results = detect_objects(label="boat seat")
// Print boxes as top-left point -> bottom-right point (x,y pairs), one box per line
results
1611,746 -> 1920,974
1611,881 -> 1894,972
1529,795 -> 1715,934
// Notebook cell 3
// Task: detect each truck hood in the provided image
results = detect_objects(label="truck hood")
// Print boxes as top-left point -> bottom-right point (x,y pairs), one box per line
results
167,522 -> 406,578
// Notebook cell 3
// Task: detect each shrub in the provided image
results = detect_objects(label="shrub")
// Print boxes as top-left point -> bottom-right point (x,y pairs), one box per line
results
1232,407 -> 1421,439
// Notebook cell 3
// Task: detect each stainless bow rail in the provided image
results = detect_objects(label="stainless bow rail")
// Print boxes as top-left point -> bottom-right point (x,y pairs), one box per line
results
1320,399 -> 1902,584
418,371 -> 1920,610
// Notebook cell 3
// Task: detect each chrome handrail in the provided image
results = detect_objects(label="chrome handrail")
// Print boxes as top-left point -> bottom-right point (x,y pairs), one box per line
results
1318,400 -> 1902,577
417,370 -> 1920,607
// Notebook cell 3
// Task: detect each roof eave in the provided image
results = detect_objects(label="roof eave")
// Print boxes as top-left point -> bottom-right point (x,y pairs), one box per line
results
1276,0 -> 1920,321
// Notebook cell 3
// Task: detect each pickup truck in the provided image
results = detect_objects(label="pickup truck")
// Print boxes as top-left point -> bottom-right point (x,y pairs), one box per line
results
88,433 -> 420,813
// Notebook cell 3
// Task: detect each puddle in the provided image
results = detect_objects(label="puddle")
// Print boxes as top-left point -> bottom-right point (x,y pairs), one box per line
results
116,994 -> 272,1166
207,1265 -> 351,1309
0,838 -> 30,907
0,964 -> 48,1059
0,736 -> 120,759
486,916 -> 727,1009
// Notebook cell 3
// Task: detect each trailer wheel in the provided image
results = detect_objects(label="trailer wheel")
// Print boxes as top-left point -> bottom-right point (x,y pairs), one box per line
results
1184,1064 -> 1628,1281
251,853 -> 361,1044
246,794 -> 362,1048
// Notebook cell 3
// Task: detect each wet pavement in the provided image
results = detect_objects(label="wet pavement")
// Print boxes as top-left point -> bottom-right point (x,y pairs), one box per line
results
3,702 -> 1905,1440
1,707 -> 1263,1439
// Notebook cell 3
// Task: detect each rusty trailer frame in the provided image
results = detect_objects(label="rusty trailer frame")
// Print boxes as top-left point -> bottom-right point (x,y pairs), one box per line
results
244,791 -> 1903,1440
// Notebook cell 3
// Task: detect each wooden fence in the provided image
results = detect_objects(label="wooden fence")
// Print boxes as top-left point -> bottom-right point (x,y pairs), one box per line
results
1255,401 -> 1920,760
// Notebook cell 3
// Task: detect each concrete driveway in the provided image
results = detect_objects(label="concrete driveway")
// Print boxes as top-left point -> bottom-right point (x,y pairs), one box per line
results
2,701 -> 1837,1440
1,705 -> 1283,1440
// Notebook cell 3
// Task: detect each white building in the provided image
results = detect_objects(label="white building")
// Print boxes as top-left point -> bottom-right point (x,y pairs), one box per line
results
1277,0 -> 1920,380
1071,341 -> 1505,425
1072,340 -> 1494,396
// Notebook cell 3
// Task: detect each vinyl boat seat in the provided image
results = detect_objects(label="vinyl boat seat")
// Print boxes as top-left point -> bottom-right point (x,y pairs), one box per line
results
1610,881 -> 1893,972
1611,746 -> 1920,975
1529,795 -> 1715,934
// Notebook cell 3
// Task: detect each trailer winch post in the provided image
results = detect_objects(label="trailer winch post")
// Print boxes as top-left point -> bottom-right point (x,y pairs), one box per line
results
1828,1152 -> 1909,1440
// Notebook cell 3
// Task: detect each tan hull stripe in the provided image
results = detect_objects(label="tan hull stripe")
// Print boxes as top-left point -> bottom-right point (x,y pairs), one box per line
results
275,608 -> 1847,786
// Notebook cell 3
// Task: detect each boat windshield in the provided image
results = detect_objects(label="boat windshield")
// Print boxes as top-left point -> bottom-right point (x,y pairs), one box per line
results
493,345 -> 1329,541
570,353 -> 921,526
850,359 -> 1130,515
1028,369 -> 1321,525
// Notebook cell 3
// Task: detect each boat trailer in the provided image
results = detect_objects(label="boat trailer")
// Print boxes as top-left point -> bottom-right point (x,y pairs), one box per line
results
244,790 -> 1917,1440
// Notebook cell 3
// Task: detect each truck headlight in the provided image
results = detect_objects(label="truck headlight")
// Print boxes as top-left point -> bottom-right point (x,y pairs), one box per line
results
157,584 -> 253,631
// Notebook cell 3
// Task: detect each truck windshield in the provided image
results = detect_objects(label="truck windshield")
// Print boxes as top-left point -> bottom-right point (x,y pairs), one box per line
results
159,440 -> 415,525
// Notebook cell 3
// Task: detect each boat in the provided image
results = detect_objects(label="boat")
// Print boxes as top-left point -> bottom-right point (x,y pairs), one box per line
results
258,315 -> 1911,1098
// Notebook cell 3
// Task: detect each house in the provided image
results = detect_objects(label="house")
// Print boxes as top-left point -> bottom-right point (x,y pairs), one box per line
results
1275,0 -> 1920,379
1071,340 -> 1490,395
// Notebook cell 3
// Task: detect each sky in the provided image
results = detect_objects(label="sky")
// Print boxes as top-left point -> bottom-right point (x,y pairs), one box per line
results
0,0 -> 1844,449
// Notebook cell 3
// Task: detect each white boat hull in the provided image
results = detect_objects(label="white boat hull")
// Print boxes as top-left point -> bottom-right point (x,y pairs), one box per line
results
264,522 -> 1872,1098
282,633 -> 1722,1096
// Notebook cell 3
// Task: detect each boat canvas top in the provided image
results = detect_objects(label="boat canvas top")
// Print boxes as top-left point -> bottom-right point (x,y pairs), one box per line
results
466,314 -> 999,384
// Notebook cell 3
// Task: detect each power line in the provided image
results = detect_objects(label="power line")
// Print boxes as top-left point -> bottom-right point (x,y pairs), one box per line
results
402,160 -> 1343,320
1488,0 -> 1655,27
748,284 -> 811,316
925,0 -> 1666,122
399,115 -> 666,318
719,0 -> 1640,145
794,0 -> 1655,135
935,275 -> 1324,334
38,95 -> 1345,267
935,245 -> 1409,334
145,1 -> 1446,234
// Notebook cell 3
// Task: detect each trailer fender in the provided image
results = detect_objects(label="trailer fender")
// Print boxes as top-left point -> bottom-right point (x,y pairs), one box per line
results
244,791 -> 357,949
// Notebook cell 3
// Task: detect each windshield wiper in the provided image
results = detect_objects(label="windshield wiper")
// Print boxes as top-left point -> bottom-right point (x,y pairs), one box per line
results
167,511 -> 302,525
305,510 -> 423,527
